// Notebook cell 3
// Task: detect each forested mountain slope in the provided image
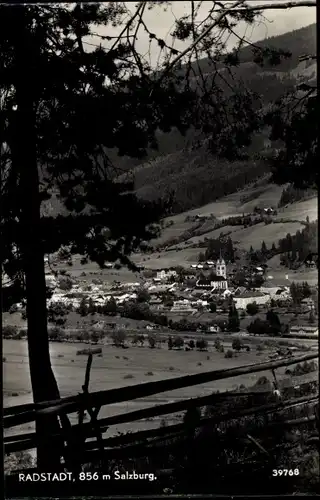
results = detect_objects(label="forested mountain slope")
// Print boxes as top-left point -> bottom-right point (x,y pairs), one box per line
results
111,24 -> 316,215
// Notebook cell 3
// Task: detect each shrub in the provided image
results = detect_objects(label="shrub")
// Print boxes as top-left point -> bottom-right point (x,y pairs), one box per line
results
188,339 -> 195,349
218,345 -> 225,353
4,451 -> 35,473
145,371 -> 154,376
232,338 -> 243,352
246,302 -> 259,315
9,304 -> 18,314
173,336 -> 184,349
3,325 -> 18,338
90,331 -> 101,344
3,357 -> 7,362
291,360 -> 318,376
131,333 -> 140,346
214,339 -> 222,350
111,330 -> 127,347
148,333 -> 156,348
49,326 -> 64,341
225,350 -> 233,359
169,366 -> 175,371
196,338 -> 208,351
254,376 -> 272,391
123,374 -> 134,379
57,276 -> 73,291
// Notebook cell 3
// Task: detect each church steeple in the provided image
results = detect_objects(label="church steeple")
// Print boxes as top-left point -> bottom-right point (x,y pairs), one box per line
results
216,251 -> 226,279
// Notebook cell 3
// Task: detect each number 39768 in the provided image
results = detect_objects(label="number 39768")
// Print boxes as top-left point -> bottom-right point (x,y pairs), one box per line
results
272,469 -> 300,477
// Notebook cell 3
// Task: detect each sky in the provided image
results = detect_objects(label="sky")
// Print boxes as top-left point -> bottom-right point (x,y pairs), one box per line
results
85,1 -> 316,68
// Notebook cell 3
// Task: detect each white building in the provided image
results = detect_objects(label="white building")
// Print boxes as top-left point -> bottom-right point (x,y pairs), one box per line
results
274,288 -> 292,301
260,285 -> 290,298
156,270 -> 177,281
207,324 -> 221,333
233,292 -> 270,309
171,300 -> 196,312
216,255 -> 227,279
289,325 -> 318,337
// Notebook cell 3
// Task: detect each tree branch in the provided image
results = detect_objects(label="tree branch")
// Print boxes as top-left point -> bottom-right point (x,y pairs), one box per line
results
215,1 -> 316,12
155,0 -> 246,86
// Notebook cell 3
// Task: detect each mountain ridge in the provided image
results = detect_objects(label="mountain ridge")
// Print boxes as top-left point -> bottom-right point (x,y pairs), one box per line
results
116,23 -> 316,214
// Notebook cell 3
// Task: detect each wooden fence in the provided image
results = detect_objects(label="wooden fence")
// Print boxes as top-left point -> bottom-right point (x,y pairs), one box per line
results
4,351 -> 318,468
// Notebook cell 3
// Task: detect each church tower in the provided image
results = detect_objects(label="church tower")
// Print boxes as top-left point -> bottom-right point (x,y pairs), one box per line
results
216,251 -> 226,279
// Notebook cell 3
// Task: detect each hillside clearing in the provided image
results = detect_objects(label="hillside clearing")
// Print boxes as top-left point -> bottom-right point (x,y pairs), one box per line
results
231,221 -> 305,250
275,197 -> 318,222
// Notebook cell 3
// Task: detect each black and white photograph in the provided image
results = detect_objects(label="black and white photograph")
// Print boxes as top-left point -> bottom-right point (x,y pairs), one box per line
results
1,0 -> 318,497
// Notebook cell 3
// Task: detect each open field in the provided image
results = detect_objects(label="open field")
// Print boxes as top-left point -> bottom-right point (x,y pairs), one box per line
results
4,338 -> 316,443
134,247 -> 200,269
149,220 -> 200,246
146,190 -> 317,263
184,225 -> 244,245
162,182 -> 284,227
51,256 -> 142,283
275,197 -> 318,222
230,221 -> 305,250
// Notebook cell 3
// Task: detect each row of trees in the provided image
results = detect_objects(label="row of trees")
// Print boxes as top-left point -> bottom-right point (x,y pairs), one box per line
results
278,222 -> 318,262
199,236 -> 235,263
111,330 -> 209,352
247,310 -> 285,336
278,184 -> 316,208
290,282 -> 312,304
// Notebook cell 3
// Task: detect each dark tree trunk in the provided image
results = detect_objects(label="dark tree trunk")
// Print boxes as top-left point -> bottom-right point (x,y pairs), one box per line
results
13,7 -> 63,470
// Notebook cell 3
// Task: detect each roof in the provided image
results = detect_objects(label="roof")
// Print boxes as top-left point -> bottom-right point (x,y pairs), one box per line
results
290,325 -> 318,331
236,291 -> 267,298
197,280 -> 212,286
263,280 -> 290,288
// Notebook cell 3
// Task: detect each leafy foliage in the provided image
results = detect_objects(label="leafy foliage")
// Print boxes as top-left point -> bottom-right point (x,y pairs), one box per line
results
265,85 -> 317,189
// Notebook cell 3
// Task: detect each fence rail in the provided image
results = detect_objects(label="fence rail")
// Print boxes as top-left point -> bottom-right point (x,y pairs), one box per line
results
4,352 -> 318,428
4,352 -> 318,458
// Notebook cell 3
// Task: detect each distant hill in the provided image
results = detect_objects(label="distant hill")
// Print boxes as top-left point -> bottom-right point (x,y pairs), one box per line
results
42,24 -> 316,219
112,24 -> 316,214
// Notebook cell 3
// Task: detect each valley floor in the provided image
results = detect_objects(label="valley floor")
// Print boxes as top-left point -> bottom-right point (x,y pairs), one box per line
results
3,337 -> 317,442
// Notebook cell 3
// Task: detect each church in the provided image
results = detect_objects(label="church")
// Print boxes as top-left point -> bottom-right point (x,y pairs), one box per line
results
196,255 -> 228,291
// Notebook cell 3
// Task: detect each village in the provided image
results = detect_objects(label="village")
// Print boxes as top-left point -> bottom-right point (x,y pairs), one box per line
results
34,251 -> 318,341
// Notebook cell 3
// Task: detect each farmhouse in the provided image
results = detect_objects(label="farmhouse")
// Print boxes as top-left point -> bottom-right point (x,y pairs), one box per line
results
260,284 -> 290,298
196,276 -> 228,291
207,324 -> 221,333
263,207 -> 274,214
289,325 -> 318,337
274,287 -> 291,300
301,297 -> 315,310
171,300 -> 196,313
254,266 -> 265,275
156,269 -> 177,281
233,291 -> 271,309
